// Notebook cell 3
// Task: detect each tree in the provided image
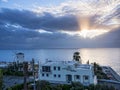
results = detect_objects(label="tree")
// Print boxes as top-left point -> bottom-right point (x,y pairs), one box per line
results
0,69 -> 3,90
36,80 -> 50,90
6,84 -> 24,90
109,85 -> 115,90
73,52 -> 81,63
93,62 -> 109,79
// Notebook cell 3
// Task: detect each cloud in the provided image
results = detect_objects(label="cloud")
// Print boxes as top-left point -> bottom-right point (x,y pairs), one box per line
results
0,0 -> 119,33
94,28 -> 120,47
100,4 -> 120,26
0,24 -> 70,49
0,0 -> 120,49
0,8 -> 79,31
1,0 -> 8,2
0,22 -> 120,49
33,0 -> 120,30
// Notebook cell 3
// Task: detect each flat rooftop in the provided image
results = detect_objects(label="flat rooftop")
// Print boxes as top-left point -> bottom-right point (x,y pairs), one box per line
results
41,60 -> 91,70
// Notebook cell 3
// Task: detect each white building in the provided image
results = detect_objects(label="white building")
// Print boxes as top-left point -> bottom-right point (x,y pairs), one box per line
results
15,52 -> 25,71
16,52 -> 24,63
39,60 -> 97,86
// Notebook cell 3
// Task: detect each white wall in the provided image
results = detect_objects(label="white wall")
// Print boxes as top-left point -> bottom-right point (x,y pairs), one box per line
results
39,62 -> 97,85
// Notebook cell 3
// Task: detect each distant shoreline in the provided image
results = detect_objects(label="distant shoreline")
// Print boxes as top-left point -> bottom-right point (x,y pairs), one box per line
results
0,47 -> 120,50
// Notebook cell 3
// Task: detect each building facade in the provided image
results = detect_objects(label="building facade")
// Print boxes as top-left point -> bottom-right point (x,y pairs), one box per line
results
38,60 -> 97,86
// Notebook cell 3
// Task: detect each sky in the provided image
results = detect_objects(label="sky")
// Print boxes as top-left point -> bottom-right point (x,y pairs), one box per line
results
0,0 -> 120,49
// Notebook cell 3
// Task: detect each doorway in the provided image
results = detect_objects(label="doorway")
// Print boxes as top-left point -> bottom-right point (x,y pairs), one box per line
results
66,74 -> 72,83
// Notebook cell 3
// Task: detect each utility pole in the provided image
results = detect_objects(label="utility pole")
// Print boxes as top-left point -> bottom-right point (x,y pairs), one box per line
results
32,58 -> 36,90
23,62 -> 28,90
37,61 -> 40,90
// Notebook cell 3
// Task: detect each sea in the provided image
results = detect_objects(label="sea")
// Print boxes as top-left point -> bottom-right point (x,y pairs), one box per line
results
0,48 -> 120,75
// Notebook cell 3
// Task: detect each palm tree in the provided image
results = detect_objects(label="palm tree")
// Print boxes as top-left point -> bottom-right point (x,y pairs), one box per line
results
73,52 -> 82,63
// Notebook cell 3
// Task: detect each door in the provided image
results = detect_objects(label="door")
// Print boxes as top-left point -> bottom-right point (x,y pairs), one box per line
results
66,74 -> 72,83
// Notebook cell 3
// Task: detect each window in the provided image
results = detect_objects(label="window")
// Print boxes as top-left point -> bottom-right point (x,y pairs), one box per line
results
54,74 -> 56,77
46,74 -> 49,77
54,66 -> 56,70
83,75 -> 89,83
42,73 -> 44,76
58,67 -> 60,71
84,75 -> 89,80
42,66 -> 51,72
58,74 -> 61,78
76,75 -> 80,79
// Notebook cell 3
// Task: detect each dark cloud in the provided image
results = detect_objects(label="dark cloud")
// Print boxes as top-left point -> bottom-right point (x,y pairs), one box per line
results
0,7 -> 119,32
0,23 -> 120,49
0,8 -> 79,31
0,23 -> 71,49
93,28 -> 120,47
0,8 -> 120,49
41,14 -> 79,31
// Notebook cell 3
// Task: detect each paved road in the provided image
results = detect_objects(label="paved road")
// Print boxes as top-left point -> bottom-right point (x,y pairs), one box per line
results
3,76 -> 27,90
98,79 -> 120,90
108,67 -> 120,82
102,66 -> 120,81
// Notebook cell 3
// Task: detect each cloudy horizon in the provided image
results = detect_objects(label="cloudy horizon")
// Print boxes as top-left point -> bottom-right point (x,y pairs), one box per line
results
0,0 -> 120,49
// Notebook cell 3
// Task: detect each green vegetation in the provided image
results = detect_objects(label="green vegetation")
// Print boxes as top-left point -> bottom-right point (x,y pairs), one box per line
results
2,63 -> 24,76
6,80 -> 116,90
6,84 -> 23,90
3,69 -> 24,76
6,82 -> 33,90
93,62 -> 109,79
35,80 -> 115,90
3,63 -> 32,76
0,69 -> 3,90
